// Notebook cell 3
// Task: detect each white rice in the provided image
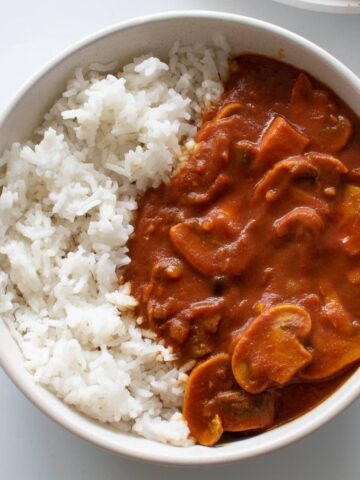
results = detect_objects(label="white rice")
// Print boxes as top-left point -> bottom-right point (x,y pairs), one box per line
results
0,38 -> 229,445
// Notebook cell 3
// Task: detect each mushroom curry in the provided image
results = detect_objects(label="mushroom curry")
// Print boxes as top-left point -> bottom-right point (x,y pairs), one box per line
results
124,55 -> 360,446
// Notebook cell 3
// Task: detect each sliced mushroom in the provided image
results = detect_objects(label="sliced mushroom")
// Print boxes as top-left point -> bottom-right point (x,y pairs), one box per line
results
310,152 -> 349,183
254,153 -> 347,203
209,390 -> 274,433
146,296 -> 177,327
232,305 -> 312,394
319,282 -> 353,334
288,186 -> 330,215
187,312 -> 222,358
144,258 -> 185,328
300,285 -> 360,381
187,332 -> 216,359
334,184 -> 360,255
170,120 -> 232,205
317,115 -> 353,153
166,297 -> 223,344
300,328 -> 360,381
290,73 -> 353,152
273,206 -> 325,240
230,140 -> 258,168
152,257 -> 184,280
215,102 -> 243,121
167,317 -> 190,344
183,353 -> 275,446
256,116 -> 310,167
290,72 -> 314,113
170,218 -> 254,277
254,156 -> 317,203
186,173 -> 231,205
300,332 -> 360,381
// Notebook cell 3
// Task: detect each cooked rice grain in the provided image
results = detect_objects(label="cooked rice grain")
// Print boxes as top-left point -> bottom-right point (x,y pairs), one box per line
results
0,38 -> 229,445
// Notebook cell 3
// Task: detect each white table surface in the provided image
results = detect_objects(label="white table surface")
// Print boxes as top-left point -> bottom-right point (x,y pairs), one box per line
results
1,1 -> 360,478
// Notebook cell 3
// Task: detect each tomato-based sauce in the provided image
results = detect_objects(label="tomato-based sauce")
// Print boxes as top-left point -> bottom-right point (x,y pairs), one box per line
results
124,55 -> 360,445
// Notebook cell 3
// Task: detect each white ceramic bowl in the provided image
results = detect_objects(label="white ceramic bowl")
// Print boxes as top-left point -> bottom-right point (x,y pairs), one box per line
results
1,11 -> 360,466
274,0 -> 360,13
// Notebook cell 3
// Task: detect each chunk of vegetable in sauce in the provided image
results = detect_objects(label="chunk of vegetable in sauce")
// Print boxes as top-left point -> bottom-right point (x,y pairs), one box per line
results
232,305 -> 312,393
183,354 -> 275,445
165,297 -> 223,354
256,116 -> 310,167
290,73 -> 353,152
334,184 -> 360,255
300,285 -> 360,381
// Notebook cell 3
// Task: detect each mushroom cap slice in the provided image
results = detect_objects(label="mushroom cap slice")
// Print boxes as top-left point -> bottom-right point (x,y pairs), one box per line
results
299,329 -> 360,381
232,305 -> 312,394
211,390 -> 274,433
215,102 -> 243,121
300,284 -> 360,381
254,153 -> 347,203
165,297 -> 223,355
273,206 -> 324,240
290,73 -> 353,152
186,173 -> 231,205
170,218 -> 254,277
183,353 -> 275,446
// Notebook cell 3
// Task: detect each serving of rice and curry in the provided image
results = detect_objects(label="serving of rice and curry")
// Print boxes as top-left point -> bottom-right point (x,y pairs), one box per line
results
2,36 -> 360,447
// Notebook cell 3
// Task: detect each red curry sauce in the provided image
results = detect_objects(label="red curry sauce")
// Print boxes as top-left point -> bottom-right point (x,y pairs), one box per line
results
124,55 -> 360,445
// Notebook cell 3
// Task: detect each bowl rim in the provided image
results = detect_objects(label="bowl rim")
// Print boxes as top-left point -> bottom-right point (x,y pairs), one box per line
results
1,9 -> 360,466
273,0 -> 360,13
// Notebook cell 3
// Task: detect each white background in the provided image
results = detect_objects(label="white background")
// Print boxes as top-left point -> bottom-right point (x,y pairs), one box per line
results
1,1 -> 360,479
